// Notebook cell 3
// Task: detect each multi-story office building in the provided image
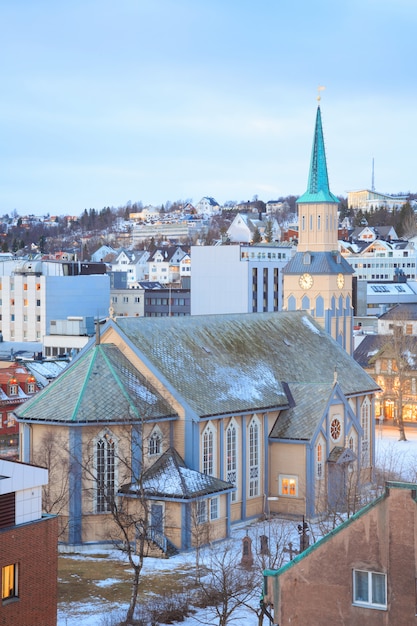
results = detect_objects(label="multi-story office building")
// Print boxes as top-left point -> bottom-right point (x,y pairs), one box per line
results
0,260 -> 109,342
191,243 -> 293,315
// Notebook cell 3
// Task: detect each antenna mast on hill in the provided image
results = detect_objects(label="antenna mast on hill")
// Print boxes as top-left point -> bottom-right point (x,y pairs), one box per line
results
371,157 -> 375,192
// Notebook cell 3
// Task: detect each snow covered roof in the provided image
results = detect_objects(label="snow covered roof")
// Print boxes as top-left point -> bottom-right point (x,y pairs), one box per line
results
120,448 -> 233,501
15,343 -> 176,424
114,311 -> 378,418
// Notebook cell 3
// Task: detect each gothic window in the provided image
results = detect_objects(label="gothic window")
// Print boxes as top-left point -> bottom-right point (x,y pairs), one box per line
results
202,423 -> 215,476
226,421 -> 238,502
248,416 -> 260,498
288,295 -> 296,311
301,295 -> 310,310
316,443 -> 323,479
316,295 -> 324,317
96,432 -> 116,513
361,398 -> 371,466
148,428 -> 162,456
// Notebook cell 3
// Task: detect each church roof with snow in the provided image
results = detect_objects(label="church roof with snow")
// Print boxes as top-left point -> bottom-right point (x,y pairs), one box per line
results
15,343 -> 176,424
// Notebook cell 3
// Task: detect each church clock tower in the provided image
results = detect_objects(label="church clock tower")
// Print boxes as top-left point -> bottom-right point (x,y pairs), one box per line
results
283,103 -> 353,353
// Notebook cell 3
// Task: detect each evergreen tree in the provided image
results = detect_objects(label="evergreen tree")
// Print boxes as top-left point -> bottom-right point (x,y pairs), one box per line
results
252,226 -> 262,243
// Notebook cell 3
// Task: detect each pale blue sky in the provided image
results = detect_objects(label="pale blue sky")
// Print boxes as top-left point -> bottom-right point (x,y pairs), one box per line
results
1,0 -> 416,214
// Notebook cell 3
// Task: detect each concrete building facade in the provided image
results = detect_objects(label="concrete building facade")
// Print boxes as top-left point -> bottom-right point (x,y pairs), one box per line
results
191,243 -> 293,315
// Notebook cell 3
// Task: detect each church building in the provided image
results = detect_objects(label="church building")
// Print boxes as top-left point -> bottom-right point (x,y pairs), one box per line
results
14,104 -> 377,554
283,103 -> 354,353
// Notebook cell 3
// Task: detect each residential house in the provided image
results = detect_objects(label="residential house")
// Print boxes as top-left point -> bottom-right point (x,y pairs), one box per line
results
354,303 -> 417,423
195,197 -> 220,215
90,244 -> 117,263
349,225 -> 398,243
0,458 -> 57,626
263,481 -> 417,625
16,311 -> 378,552
0,363 -> 38,459
110,248 -> 150,286
148,246 -> 189,284
227,213 -> 280,244
340,238 -> 416,282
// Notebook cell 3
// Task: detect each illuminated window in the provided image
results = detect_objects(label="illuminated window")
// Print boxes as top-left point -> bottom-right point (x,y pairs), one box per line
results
316,443 -> 323,479
2,564 -> 17,601
279,475 -> 298,497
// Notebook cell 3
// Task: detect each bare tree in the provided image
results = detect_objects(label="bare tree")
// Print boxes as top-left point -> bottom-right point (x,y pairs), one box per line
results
195,540 -> 259,626
32,429 -> 72,538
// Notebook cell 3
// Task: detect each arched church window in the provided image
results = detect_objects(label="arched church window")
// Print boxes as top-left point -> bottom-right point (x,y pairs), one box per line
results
226,421 -> 238,502
202,423 -> 216,476
360,399 -> 371,466
148,428 -> 162,456
96,431 -> 116,513
248,416 -> 260,497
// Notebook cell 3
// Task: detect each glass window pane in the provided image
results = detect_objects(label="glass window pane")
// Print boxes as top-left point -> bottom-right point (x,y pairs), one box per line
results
372,573 -> 386,605
355,571 -> 369,602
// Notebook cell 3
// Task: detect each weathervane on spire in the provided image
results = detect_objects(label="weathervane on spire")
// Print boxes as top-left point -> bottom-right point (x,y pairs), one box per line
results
317,85 -> 326,102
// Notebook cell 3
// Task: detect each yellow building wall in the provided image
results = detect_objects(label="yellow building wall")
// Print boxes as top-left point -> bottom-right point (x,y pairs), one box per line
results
269,442 -> 306,516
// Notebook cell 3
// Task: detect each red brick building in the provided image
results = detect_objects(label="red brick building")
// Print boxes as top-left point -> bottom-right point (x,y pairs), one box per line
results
263,481 -> 417,625
0,459 -> 57,626
0,363 -> 37,459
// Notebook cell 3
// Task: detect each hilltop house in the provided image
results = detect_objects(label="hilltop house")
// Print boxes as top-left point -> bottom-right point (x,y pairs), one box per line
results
227,213 -> 280,243
16,311 -> 378,553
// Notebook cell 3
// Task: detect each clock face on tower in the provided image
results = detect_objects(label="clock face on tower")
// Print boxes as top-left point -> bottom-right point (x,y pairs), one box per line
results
299,273 -> 314,290
337,273 -> 345,289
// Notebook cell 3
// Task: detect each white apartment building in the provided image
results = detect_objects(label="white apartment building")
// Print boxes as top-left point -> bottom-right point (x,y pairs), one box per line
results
0,260 -> 110,342
110,249 -> 149,286
191,242 -> 294,315
148,247 -> 190,284
340,239 -> 416,282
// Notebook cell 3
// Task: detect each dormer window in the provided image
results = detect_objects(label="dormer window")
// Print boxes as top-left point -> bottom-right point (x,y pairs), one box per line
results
303,252 -> 311,265
8,378 -> 18,396
26,376 -> 36,394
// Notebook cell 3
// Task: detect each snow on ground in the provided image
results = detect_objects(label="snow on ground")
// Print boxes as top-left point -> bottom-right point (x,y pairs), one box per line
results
58,426 -> 417,626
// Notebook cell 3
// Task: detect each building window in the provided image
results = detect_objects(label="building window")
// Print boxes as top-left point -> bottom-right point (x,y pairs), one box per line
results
210,497 -> 219,520
226,422 -> 237,502
7,413 -> 15,428
279,475 -> 298,497
361,399 -> 370,465
196,499 -> 207,524
330,417 -> 341,442
202,424 -> 215,476
248,417 -> 260,497
2,564 -> 18,601
316,443 -> 323,479
148,430 -> 162,456
96,432 -> 116,513
353,570 -> 386,609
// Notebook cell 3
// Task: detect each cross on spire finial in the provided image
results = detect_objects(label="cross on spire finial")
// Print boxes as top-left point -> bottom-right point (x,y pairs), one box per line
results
317,85 -> 326,102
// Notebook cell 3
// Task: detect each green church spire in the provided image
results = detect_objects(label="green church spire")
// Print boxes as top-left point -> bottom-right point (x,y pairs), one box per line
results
297,106 -> 339,204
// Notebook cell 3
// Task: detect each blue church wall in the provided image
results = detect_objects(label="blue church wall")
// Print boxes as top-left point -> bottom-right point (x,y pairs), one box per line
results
68,427 -> 83,545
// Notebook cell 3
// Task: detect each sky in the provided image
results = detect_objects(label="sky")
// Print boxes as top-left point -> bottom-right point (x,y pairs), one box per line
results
1,0 -> 417,215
